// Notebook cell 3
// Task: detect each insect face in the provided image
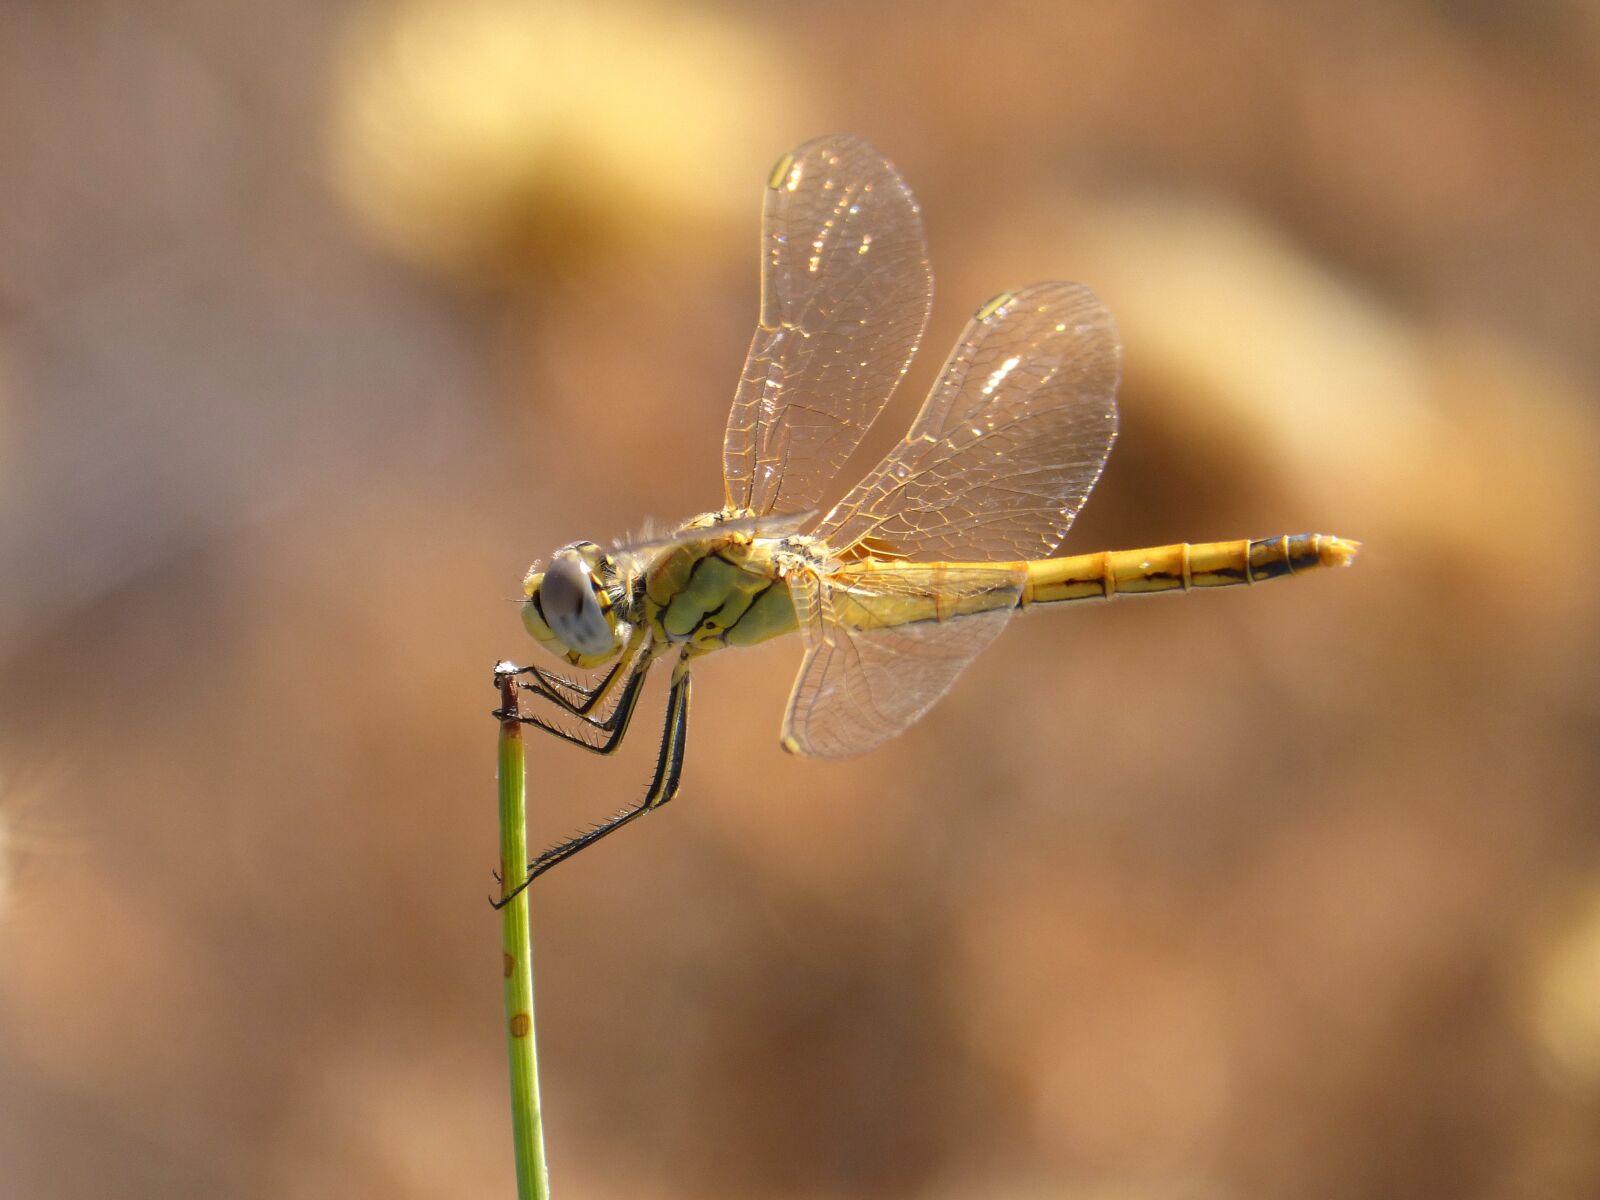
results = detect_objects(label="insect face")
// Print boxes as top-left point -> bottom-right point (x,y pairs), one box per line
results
521,542 -> 625,666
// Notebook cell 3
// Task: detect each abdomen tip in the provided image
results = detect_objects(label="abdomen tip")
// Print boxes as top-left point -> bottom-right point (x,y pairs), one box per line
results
1320,536 -> 1361,568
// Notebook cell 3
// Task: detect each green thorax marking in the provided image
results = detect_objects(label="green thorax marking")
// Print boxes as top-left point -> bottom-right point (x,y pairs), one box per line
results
643,533 -> 797,652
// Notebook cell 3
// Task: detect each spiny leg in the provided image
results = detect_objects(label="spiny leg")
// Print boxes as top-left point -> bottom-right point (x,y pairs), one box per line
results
507,650 -> 657,756
506,627 -> 649,718
522,658 -> 691,881
492,653 -> 693,908
518,659 -> 625,714
486,648 -> 655,887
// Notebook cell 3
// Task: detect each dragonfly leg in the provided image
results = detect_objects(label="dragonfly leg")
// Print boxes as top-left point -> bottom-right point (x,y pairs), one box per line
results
492,654 -> 692,907
503,651 -> 656,756
505,627 -> 650,717
517,659 -> 625,715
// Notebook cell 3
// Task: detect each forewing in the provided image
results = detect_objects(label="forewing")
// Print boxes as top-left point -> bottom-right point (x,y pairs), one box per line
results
609,510 -> 817,559
781,562 -> 1025,759
723,134 -> 933,518
812,282 -> 1120,562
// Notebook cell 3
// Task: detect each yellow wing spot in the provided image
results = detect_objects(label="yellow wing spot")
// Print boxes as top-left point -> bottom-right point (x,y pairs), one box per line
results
767,151 -> 797,191
975,291 -> 1013,321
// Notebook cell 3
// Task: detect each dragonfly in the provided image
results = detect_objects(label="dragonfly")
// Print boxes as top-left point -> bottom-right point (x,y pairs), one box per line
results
496,133 -> 1357,901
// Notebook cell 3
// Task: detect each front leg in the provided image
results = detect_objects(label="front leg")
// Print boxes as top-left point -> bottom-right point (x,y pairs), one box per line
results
506,648 -> 657,756
517,659 -> 626,715
492,651 -> 693,907
506,626 -> 649,718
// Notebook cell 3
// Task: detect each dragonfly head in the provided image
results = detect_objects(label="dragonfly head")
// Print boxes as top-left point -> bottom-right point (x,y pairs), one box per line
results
521,541 -> 626,668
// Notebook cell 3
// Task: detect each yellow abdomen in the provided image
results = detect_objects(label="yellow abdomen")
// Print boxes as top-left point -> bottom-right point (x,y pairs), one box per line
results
1021,534 -> 1360,607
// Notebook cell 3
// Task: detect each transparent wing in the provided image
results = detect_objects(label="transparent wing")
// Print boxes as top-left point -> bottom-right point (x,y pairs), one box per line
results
781,561 -> 1025,759
812,281 -> 1120,562
609,510 -> 818,559
723,134 -> 933,518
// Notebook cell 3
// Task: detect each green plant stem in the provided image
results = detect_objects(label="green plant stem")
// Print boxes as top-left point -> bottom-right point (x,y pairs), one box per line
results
497,667 -> 550,1200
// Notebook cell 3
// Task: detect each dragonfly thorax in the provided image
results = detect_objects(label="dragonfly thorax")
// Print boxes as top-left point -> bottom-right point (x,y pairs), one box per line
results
521,541 -> 629,667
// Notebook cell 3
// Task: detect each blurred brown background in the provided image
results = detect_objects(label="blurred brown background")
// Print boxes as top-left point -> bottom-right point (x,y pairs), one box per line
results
3,2 -> 1599,1197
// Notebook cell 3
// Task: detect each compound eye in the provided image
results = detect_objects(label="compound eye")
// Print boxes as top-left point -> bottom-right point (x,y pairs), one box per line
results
542,555 -> 612,656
